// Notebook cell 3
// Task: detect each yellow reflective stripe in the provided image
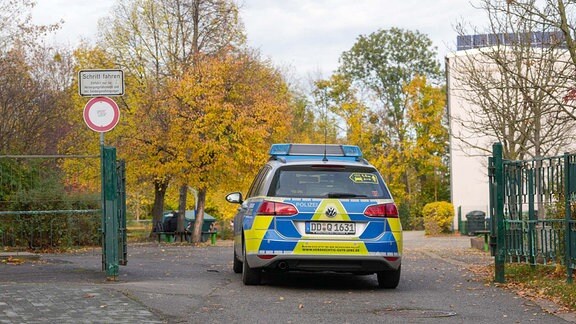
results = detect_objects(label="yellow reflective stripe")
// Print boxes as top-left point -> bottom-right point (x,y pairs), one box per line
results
387,218 -> 403,253
293,241 -> 368,255
244,216 -> 273,253
311,199 -> 350,221
299,235 -> 360,241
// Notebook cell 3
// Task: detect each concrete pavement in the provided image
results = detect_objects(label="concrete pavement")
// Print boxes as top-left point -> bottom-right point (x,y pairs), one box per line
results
0,232 -> 573,323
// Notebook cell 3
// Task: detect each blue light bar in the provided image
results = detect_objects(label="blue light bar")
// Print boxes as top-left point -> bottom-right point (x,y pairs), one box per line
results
341,145 -> 362,157
269,144 -> 291,156
269,144 -> 363,159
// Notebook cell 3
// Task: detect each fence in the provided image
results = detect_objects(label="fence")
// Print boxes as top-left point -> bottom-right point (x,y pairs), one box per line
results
489,143 -> 576,283
0,155 -> 101,250
0,211 -> 101,249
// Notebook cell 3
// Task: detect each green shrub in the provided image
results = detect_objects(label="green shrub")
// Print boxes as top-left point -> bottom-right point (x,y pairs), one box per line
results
422,201 -> 454,235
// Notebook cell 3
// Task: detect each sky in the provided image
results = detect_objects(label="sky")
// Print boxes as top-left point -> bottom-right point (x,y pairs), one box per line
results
32,0 -> 486,82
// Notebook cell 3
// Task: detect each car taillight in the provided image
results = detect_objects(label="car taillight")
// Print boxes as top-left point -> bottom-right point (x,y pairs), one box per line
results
257,201 -> 298,216
364,203 -> 398,218
257,254 -> 276,259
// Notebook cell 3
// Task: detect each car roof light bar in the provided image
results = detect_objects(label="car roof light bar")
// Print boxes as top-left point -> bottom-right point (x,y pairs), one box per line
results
341,145 -> 362,157
269,144 -> 363,159
269,144 -> 292,156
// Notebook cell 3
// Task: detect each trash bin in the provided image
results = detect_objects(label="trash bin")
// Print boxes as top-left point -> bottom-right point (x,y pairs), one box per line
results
466,210 -> 486,236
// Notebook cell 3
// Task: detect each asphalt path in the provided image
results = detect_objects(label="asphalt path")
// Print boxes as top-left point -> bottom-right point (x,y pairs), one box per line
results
0,231 -> 574,323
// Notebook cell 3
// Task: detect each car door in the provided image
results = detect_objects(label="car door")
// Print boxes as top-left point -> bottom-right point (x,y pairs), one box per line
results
233,165 -> 272,254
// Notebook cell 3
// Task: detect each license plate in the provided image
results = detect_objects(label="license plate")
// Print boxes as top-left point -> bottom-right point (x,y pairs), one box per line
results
305,222 -> 356,235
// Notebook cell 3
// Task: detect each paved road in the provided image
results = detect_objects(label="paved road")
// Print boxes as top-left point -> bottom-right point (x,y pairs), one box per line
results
0,232 -> 573,323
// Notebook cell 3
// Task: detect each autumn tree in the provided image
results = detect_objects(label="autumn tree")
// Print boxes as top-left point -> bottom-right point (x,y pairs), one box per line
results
0,1 -> 93,230
167,50 -> 292,241
285,91 -> 323,144
312,73 -> 373,151
448,44 -> 576,161
451,0 -> 576,219
0,0 -> 67,155
97,0 -> 245,231
450,0 -> 575,159
471,0 -> 576,121
452,0 -> 576,161
0,0 -> 61,52
404,76 -> 449,204
337,28 -> 447,228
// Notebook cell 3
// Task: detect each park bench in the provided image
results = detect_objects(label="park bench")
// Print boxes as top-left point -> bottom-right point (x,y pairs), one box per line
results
154,221 -> 217,244
153,221 -> 189,243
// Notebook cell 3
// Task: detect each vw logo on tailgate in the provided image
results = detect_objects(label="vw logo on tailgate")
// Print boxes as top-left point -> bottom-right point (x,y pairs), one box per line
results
325,207 -> 337,218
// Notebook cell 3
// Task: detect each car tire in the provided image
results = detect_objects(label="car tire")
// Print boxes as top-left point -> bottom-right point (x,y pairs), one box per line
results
242,242 -> 261,285
233,249 -> 242,274
377,265 -> 401,289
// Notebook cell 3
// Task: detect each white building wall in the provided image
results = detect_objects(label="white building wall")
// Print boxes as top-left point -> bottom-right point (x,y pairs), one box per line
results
446,51 -> 495,228
447,40 -> 576,230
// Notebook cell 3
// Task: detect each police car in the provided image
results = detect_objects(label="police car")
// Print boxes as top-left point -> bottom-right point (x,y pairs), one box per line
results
225,144 -> 402,288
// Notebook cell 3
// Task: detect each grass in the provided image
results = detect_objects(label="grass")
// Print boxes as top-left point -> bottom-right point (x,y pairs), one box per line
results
496,263 -> 576,312
127,223 -> 154,242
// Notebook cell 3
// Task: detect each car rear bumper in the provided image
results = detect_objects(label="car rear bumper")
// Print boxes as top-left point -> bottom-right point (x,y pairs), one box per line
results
246,253 -> 401,273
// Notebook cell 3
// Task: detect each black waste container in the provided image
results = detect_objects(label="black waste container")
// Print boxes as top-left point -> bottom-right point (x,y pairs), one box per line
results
466,210 -> 486,235
163,214 -> 178,232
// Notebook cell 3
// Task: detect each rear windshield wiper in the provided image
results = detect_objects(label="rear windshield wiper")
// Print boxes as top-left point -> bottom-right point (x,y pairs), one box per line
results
325,192 -> 368,198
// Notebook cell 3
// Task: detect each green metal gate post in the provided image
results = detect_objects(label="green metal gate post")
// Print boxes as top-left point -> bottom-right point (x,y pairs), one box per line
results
457,206 -> 462,235
117,160 -> 127,266
493,143 -> 506,283
527,168 -> 536,267
564,153 -> 574,283
102,146 -> 119,280
488,156 -> 496,256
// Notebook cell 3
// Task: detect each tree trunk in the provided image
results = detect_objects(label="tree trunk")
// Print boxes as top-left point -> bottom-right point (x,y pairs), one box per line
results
191,187 -> 207,243
177,184 -> 187,233
150,178 -> 169,236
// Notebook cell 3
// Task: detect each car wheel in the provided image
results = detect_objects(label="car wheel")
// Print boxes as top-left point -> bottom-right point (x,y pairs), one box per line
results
377,265 -> 401,289
242,241 -> 261,285
233,249 -> 242,274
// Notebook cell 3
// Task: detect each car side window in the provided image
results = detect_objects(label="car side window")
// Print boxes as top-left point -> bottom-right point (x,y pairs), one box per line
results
246,165 -> 272,198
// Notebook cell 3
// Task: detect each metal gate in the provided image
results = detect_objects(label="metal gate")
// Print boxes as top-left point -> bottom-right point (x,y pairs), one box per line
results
489,143 -> 576,283
101,146 -> 127,279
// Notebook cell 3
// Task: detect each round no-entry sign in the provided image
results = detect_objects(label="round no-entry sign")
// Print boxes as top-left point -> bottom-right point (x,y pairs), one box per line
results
83,96 -> 120,132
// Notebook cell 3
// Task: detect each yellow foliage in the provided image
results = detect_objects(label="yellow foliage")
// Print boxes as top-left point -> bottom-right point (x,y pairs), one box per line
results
422,201 -> 454,235
167,52 -> 292,191
61,42 -> 297,222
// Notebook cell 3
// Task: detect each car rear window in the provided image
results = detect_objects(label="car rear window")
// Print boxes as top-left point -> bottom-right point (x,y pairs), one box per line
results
268,165 -> 391,199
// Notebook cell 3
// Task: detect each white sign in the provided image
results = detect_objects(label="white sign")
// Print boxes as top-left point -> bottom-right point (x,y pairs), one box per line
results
83,97 -> 120,132
79,69 -> 124,97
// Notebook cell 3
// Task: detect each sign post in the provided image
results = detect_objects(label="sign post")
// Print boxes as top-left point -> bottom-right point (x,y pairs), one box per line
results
79,69 -> 124,280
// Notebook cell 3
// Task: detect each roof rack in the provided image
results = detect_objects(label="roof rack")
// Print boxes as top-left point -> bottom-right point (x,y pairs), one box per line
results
269,144 -> 363,162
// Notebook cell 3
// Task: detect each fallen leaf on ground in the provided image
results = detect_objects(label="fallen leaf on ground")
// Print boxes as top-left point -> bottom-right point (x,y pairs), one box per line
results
3,257 -> 24,265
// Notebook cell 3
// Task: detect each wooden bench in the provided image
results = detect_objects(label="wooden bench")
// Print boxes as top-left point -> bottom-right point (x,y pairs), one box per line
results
154,222 -> 217,244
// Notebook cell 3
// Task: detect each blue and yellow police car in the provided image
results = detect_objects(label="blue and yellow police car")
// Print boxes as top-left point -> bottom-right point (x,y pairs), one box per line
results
225,144 -> 402,288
